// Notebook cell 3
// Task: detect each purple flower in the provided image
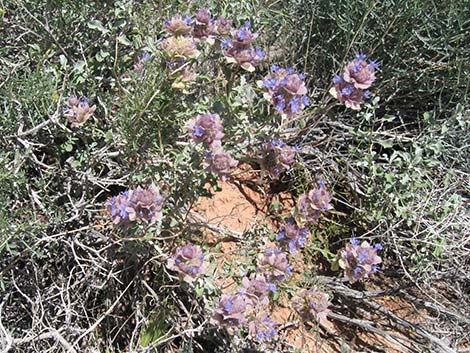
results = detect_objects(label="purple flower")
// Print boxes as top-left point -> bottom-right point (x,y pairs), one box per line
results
223,21 -> 262,72
341,84 -> 354,96
337,240 -> 382,282
164,15 -> 193,36
220,37 -> 232,49
343,56 -> 377,89
258,248 -> 291,283
204,147 -> 238,181
134,53 -> 152,72
64,96 -> 96,127
240,275 -> 274,307
167,242 -> 206,283
211,293 -> 252,330
292,288 -> 331,324
329,77 -> 365,110
355,53 -> 367,60
298,183 -> 333,224
333,74 -> 344,84
259,66 -> 310,117
350,238 -> 360,246
187,113 -> 224,147
263,78 -> 278,89
248,313 -> 278,341
107,186 -> 164,227
213,16 -> 233,36
277,218 -> 309,254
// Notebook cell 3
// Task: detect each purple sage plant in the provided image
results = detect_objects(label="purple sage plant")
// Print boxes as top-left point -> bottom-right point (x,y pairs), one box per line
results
259,65 -> 310,117
329,53 -> 378,110
298,183 -> 333,224
161,36 -> 200,60
211,293 -> 252,330
240,274 -> 276,307
277,218 -> 309,254
64,96 -> 96,127
343,53 -> 378,89
223,20 -> 263,72
213,16 -> 233,36
259,140 -> 297,179
167,242 -> 206,283
292,288 -> 331,324
337,239 -> 382,282
258,248 -> 292,283
204,148 -> 238,182
247,313 -> 278,341
187,113 -> 224,147
192,8 -> 215,43
163,15 -> 193,36
107,186 -> 164,227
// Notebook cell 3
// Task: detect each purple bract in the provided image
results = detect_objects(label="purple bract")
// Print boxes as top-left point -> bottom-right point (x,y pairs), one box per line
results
211,293 -> 252,330
204,148 -> 238,181
64,96 -> 96,127
277,218 -> 309,254
107,186 -> 164,227
298,183 -> 333,224
292,288 -> 331,324
187,113 -> 224,147
337,239 -> 383,282
258,248 -> 292,283
223,20 -> 263,72
167,242 -> 206,283
260,66 -> 310,117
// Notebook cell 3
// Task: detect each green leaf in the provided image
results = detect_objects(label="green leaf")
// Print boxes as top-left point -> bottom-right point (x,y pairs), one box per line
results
87,20 -> 108,34
377,139 -> 393,149
117,34 -> 132,46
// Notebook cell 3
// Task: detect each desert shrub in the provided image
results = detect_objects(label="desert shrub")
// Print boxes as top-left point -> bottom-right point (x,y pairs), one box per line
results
0,1 -> 468,352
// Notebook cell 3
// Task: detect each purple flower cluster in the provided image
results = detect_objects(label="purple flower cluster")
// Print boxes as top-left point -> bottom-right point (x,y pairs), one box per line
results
258,248 -> 292,283
241,274 -> 276,306
161,10 -> 236,90
329,53 -> 378,110
276,218 -> 309,254
292,288 -> 331,324
187,113 -> 237,181
223,20 -> 264,72
107,186 -> 164,227
64,96 -> 96,127
247,313 -> 278,341
203,149 -> 239,181
164,15 -> 193,36
260,65 -> 310,117
337,239 -> 383,282
167,242 -> 206,283
212,293 -> 253,331
212,271 -> 279,340
161,14 -> 199,91
298,182 -> 333,224
187,113 -> 225,148
259,140 -> 297,179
